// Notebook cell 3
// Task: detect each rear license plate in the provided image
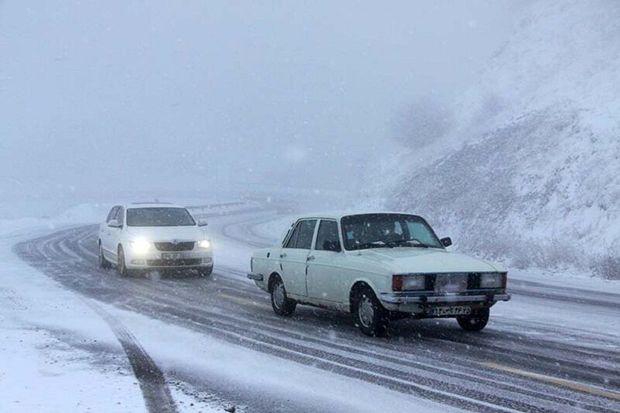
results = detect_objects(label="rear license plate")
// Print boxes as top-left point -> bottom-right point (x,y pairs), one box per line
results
162,252 -> 184,260
428,306 -> 471,316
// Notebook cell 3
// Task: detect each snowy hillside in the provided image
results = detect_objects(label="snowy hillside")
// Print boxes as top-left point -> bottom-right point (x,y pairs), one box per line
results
383,0 -> 620,277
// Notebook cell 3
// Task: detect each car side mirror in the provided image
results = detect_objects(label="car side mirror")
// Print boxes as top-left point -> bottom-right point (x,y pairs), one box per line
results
440,237 -> 452,247
108,219 -> 122,228
197,219 -> 208,227
323,240 -> 341,252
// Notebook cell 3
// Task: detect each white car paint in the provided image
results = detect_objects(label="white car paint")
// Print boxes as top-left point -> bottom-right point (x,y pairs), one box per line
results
98,203 -> 213,273
248,213 -> 510,315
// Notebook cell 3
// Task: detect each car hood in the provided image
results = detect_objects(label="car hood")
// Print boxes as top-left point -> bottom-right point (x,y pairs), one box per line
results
353,248 -> 499,274
125,226 -> 207,241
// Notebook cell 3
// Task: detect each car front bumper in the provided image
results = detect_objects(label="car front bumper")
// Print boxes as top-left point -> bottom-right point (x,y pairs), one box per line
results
125,250 -> 213,269
379,291 -> 511,312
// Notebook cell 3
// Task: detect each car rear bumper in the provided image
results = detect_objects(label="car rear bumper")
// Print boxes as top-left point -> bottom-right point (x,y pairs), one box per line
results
247,272 -> 264,281
247,273 -> 269,291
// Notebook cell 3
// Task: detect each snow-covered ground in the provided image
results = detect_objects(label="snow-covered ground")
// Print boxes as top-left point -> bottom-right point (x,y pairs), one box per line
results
102,303 -> 450,413
0,217 -> 147,412
1,203 -> 460,412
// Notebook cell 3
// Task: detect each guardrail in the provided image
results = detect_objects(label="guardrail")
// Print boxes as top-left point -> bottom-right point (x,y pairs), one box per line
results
186,201 -> 264,219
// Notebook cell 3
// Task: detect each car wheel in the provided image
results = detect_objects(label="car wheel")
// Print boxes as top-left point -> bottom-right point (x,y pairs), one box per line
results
198,266 -> 213,277
117,245 -> 129,277
457,308 -> 490,331
98,243 -> 111,269
270,276 -> 296,316
352,286 -> 389,337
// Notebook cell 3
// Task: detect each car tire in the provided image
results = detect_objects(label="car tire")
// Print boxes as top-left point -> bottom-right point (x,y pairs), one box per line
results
98,243 -> 111,269
198,266 -> 213,277
270,275 -> 296,316
352,286 -> 389,337
117,245 -> 129,277
457,308 -> 490,331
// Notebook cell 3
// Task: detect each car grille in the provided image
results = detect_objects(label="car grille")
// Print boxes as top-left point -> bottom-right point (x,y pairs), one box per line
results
430,272 -> 497,292
154,241 -> 195,251
434,273 -> 468,293
146,258 -> 202,267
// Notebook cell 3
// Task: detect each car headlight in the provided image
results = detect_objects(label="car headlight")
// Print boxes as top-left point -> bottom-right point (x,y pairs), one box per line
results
480,272 -> 506,289
197,240 -> 211,249
392,274 -> 427,291
129,238 -> 151,254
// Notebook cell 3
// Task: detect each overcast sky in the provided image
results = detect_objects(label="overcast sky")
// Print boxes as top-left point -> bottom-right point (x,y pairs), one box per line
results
0,1 -> 524,209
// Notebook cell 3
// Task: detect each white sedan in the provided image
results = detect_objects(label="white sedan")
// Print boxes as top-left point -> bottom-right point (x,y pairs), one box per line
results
248,212 -> 510,336
98,203 -> 213,277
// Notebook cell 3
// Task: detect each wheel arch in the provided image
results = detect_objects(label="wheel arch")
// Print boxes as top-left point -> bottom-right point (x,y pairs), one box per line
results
349,279 -> 380,312
267,271 -> 282,291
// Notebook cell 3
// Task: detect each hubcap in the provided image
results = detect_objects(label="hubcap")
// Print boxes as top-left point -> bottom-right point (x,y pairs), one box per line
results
273,282 -> 285,309
358,296 -> 375,328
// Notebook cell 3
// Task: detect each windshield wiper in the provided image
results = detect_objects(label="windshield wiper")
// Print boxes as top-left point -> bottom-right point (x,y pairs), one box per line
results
353,241 -> 392,250
387,239 -> 431,248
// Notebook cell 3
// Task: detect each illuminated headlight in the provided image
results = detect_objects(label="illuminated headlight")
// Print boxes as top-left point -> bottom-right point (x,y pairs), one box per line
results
392,274 -> 426,291
197,240 -> 211,249
480,272 -> 505,289
129,238 -> 151,254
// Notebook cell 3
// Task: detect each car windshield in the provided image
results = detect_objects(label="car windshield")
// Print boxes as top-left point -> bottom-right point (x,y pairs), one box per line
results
126,207 -> 196,227
341,213 -> 443,250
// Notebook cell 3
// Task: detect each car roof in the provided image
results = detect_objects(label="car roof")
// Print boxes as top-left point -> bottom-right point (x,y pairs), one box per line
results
291,211 -> 424,221
124,202 -> 186,209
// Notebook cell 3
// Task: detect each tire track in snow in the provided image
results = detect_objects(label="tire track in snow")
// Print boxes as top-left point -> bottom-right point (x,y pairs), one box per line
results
14,227 -> 178,413
87,301 -> 178,413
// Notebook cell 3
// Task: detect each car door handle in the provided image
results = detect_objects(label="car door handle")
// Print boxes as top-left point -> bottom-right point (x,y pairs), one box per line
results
307,255 -> 315,261
280,253 -> 287,258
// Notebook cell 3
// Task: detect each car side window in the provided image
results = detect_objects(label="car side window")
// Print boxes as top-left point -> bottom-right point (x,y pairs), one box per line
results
294,219 -> 316,249
106,206 -> 119,223
284,223 -> 301,248
315,220 -> 339,251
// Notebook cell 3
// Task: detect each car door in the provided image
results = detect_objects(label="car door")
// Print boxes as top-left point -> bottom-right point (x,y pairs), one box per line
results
306,219 -> 347,303
279,219 -> 317,297
105,206 -> 123,258
101,206 -> 118,256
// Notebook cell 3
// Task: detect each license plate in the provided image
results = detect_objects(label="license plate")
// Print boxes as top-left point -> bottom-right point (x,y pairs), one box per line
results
162,252 -> 184,260
428,306 -> 471,316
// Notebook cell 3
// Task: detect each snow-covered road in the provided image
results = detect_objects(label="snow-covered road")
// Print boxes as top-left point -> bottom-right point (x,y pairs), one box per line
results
7,205 -> 620,412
